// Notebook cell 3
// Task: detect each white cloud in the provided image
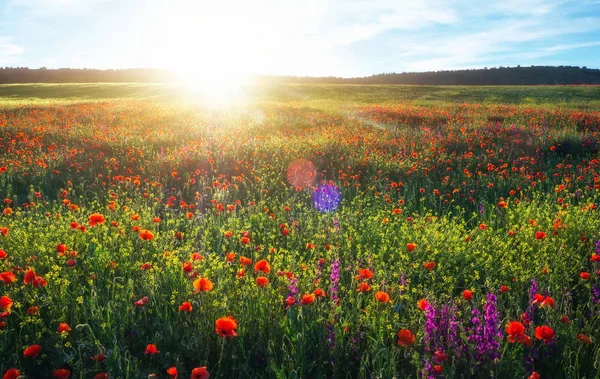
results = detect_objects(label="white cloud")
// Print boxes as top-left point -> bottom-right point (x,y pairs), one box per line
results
0,37 -> 24,65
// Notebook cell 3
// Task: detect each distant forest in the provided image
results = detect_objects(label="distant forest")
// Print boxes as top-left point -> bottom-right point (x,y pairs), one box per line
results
1,66 -> 599,85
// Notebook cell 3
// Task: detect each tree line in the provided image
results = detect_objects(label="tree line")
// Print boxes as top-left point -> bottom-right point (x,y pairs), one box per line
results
0,65 -> 599,85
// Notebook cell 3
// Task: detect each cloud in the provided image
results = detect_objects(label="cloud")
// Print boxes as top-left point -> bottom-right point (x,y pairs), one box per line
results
0,37 -> 24,64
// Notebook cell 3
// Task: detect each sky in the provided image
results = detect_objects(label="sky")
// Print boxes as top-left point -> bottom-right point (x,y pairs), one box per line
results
1,0 -> 600,77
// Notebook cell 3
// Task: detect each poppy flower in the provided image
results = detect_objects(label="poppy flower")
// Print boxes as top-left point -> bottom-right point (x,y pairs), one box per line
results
433,350 -> 448,363
240,256 -> 252,266
560,315 -> 570,324
577,333 -> 592,344
406,243 -> 417,252
254,260 -> 270,274
92,353 -> 107,362
313,288 -> 326,297
191,367 -> 210,379
215,316 -> 238,338
182,262 -> 193,273
528,372 -> 540,379
356,282 -> 371,292
535,231 -> 546,240
301,294 -> 315,305
240,237 -> 250,245
0,272 -> 16,285
134,296 -> 149,307
375,291 -> 390,303
462,290 -> 473,301
500,285 -> 510,293
505,321 -> 525,341
94,374 -> 109,379
57,323 -> 71,334
580,272 -> 591,280
535,325 -> 555,343
356,268 -> 373,280
2,369 -> 21,379
56,244 -> 67,254
0,250 -> 5,259
89,213 -> 105,226
256,277 -> 269,287
285,296 -> 295,307
0,296 -> 12,310
417,298 -> 429,311
23,344 -> 42,358
423,262 -> 436,271
167,367 -> 178,378
52,369 -> 71,379
178,301 -> 192,312
397,329 -> 415,346
144,344 -> 159,355
193,278 -> 214,293
139,230 -> 154,240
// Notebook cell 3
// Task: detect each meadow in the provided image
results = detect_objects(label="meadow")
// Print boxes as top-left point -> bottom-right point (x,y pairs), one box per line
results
0,83 -> 600,378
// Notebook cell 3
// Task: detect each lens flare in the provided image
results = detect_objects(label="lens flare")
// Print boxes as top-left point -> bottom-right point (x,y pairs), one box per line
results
312,184 -> 341,213
286,159 -> 317,189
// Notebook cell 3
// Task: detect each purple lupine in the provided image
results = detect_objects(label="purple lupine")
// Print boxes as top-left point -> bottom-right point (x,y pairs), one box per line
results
467,307 -> 485,362
326,321 -> 335,351
478,201 -> 485,215
330,259 -> 340,304
592,285 -> 600,305
424,303 -> 439,353
526,279 -> 540,323
483,293 -> 502,361
286,276 -> 299,308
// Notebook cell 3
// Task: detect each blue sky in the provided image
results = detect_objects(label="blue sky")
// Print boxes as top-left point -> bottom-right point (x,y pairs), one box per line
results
1,0 -> 600,77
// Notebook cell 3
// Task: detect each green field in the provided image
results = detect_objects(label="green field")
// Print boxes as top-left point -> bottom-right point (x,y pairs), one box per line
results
0,83 -> 599,378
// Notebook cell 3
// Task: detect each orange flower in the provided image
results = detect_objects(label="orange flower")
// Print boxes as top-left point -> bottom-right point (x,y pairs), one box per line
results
356,268 -> 373,280
23,344 -> 42,358
52,369 -> 71,379
193,278 -> 214,293
406,243 -> 417,252
313,288 -> 326,297
178,301 -> 192,312
254,259 -> 271,274
144,344 -> 159,355
397,329 -> 415,346
256,276 -> 269,287
0,296 -> 12,310
88,213 -> 105,226
356,282 -> 371,292
417,298 -> 429,311
535,325 -> 555,343
301,294 -> 315,305
215,316 -> 238,338
240,236 -> 250,245
57,323 -> 71,334
375,291 -> 390,303
139,229 -> 154,240
191,367 -> 210,379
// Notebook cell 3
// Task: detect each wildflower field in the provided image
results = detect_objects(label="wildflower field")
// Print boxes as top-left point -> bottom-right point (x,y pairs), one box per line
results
1,83 -> 600,378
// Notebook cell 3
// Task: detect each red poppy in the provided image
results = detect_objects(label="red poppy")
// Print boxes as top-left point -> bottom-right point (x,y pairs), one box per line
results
417,298 -> 429,311
356,282 -> 371,292
528,372 -> 540,379
182,261 -> 193,273
139,230 -> 154,240
144,344 -> 159,355
240,256 -> 252,266
57,323 -> 71,334
535,231 -> 546,240
94,374 -> 109,379
0,296 -> 12,310
254,260 -> 270,274
580,272 -> 591,280
215,316 -> 238,338
397,329 -> 415,346
560,315 -> 570,324
375,291 -> 390,303
313,288 -> 326,297
505,321 -> 525,341
0,250 -> 5,259
92,353 -> 107,362
89,213 -> 105,226
423,262 -> 436,271
285,296 -> 295,306
406,243 -> 417,252
23,344 -> 42,358
535,325 -> 555,343
240,237 -> 250,245
167,367 -> 178,378
577,333 -> 592,344
0,272 -> 16,285
178,301 -> 192,312
256,277 -> 269,287
301,294 -> 315,305
193,278 -> 214,293
52,369 -> 71,379
134,296 -> 149,307
2,369 -> 21,379
191,367 -> 210,379
356,268 -> 373,280
462,290 -> 473,301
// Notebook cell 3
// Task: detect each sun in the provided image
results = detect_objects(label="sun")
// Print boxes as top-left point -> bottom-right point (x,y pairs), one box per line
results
176,68 -> 251,108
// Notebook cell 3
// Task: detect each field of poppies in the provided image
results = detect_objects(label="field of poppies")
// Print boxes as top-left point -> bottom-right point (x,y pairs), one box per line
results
1,84 -> 600,378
